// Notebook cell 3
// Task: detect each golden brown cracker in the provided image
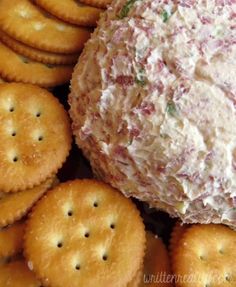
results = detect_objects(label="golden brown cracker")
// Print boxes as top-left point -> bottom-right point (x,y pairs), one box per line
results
139,232 -> 173,287
0,77 -> 5,84
172,224 -> 236,287
0,221 -> 25,259
0,177 -> 54,227
0,0 -> 91,54
0,260 -> 41,287
0,83 -> 72,192
35,0 -> 103,27
24,179 -> 146,287
127,267 -> 143,287
0,42 -> 73,87
79,0 -> 111,9
169,222 -> 189,255
0,31 -> 79,65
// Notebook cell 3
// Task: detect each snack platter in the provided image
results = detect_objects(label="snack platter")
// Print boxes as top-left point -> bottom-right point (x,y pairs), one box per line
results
0,0 -> 236,286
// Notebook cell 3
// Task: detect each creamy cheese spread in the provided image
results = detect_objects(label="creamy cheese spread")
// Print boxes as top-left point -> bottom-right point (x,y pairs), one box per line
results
69,0 -> 236,227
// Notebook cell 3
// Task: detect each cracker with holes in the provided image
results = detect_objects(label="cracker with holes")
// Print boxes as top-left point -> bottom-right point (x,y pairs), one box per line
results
0,83 -> 71,192
35,0 -> 103,27
172,224 -> 236,287
0,42 -> 73,87
0,260 -> 41,287
0,221 -> 25,259
0,31 -> 79,65
0,177 -> 55,227
24,179 -> 146,287
0,0 -> 91,54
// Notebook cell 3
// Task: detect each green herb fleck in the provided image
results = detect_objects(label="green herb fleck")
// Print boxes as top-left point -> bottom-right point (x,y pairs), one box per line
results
160,133 -> 168,139
135,68 -> 146,87
135,77 -> 146,86
166,101 -> 176,116
20,56 -> 30,64
45,64 -> 54,69
162,10 -> 169,23
119,0 -> 139,19
128,138 -> 133,146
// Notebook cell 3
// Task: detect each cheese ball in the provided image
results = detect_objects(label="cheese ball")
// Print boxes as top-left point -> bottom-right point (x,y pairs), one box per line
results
69,0 -> 236,227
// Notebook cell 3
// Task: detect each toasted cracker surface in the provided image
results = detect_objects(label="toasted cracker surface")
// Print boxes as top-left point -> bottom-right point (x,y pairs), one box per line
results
35,0 -> 103,26
127,267 -> 143,287
0,260 -> 41,287
169,222 -> 189,256
0,77 -> 5,83
139,232 -> 173,287
79,0 -> 111,9
0,83 -> 71,192
0,31 -> 79,65
24,179 -> 146,287
0,221 -> 25,259
0,177 -> 54,227
0,42 -> 73,87
0,0 -> 91,53
172,224 -> 236,287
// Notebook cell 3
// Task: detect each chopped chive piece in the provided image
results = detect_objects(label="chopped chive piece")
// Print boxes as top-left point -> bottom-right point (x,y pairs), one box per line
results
162,10 -> 169,23
45,64 -> 54,69
166,101 -> 176,116
135,68 -> 146,86
20,56 -> 30,64
135,77 -> 146,86
160,133 -> 168,139
119,0 -> 139,19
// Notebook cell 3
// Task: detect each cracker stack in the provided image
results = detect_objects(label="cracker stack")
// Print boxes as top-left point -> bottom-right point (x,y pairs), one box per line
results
0,82 -> 72,223
0,0 -> 104,88
0,179 -> 147,287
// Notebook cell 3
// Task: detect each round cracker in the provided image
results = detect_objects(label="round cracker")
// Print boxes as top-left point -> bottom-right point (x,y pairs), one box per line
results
0,31 -> 79,65
139,232 -> 173,287
169,222 -> 189,256
0,77 -> 6,84
0,42 -> 73,88
0,221 -> 25,259
127,267 -> 143,287
0,178 -> 54,227
79,0 -> 111,9
24,179 -> 146,287
0,260 -> 41,287
0,83 -> 72,192
0,0 -> 91,54
172,224 -> 236,287
35,0 -> 103,27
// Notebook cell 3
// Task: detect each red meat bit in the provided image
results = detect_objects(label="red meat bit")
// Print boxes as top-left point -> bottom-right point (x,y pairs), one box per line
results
215,0 -> 236,6
157,60 -> 165,72
139,102 -> 156,116
199,16 -> 213,24
156,162 -> 166,174
79,127 -> 92,140
205,151 -> 214,162
114,145 -> 127,158
232,148 -> 236,170
130,126 -> 141,138
150,81 -> 164,94
226,91 -> 236,107
116,75 -> 134,86
178,0 -> 196,8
